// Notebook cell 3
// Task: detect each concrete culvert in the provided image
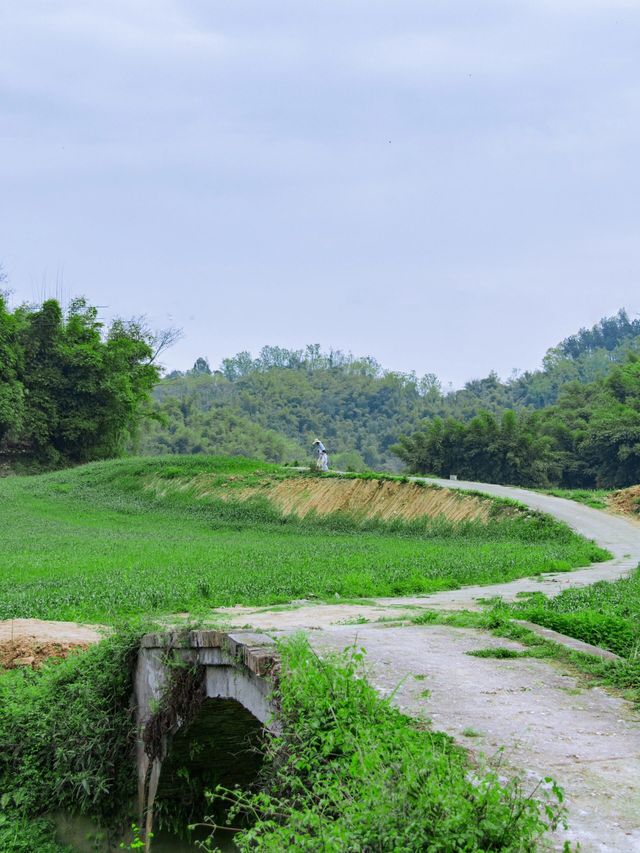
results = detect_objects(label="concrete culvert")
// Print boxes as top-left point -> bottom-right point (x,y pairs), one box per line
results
152,697 -> 266,848
135,630 -> 279,851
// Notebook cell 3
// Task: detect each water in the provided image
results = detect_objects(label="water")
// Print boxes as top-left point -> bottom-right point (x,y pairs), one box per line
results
54,811 -> 238,852
54,697 -> 264,853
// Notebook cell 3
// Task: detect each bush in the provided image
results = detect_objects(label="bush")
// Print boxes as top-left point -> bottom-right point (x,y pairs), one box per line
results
204,637 -> 566,851
0,629 -> 141,822
0,813 -> 72,853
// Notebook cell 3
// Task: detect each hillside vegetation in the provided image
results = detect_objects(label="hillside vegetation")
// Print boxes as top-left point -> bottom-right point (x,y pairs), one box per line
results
0,456 -> 607,623
139,310 -> 640,476
395,356 -> 640,488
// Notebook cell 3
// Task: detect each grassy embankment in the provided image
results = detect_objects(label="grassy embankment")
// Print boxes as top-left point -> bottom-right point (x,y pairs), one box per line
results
0,631 -> 568,853
0,456 -> 609,624
540,488 -> 612,509
541,484 -> 640,518
512,576 -> 640,658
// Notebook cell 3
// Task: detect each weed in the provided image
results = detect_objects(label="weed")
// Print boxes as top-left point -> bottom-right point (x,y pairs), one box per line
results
0,813 -> 73,852
467,647 -> 527,659
0,629 -> 144,847
200,637 -> 568,851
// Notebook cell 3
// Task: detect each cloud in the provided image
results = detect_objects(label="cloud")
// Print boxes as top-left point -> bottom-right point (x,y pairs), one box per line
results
1,1 -> 639,386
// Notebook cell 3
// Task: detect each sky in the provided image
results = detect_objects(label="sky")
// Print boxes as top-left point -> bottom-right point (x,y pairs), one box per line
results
1,1 -> 639,388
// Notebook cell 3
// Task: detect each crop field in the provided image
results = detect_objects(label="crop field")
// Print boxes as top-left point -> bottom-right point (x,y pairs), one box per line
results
0,456 -> 608,624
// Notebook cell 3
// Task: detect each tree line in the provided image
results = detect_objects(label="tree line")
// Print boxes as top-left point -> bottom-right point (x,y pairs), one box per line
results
144,311 -> 640,474
0,292 -> 165,467
2,285 -> 638,486
392,356 -> 640,488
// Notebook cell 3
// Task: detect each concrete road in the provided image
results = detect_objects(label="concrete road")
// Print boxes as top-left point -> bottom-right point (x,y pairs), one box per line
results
226,481 -> 640,852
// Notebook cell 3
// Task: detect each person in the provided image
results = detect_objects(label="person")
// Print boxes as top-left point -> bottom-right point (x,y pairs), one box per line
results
312,439 -> 329,472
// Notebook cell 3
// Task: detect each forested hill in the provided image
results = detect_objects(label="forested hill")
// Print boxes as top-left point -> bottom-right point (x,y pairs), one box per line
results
139,310 -> 640,471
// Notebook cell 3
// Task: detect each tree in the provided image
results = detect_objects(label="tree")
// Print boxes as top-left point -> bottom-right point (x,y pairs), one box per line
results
0,291 -> 25,445
191,357 -> 211,375
0,295 -> 171,467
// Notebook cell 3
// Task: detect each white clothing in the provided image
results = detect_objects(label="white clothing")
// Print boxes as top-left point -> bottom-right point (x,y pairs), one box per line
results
313,441 -> 329,471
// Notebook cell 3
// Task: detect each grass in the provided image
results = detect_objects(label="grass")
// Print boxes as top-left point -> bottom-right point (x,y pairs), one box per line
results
201,637 -> 568,851
509,570 -> 640,658
467,647 -> 527,659
539,488 -> 612,510
0,456 -> 610,624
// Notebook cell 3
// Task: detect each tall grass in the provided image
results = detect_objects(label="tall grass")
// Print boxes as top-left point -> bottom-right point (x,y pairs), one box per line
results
203,637 -> 567,851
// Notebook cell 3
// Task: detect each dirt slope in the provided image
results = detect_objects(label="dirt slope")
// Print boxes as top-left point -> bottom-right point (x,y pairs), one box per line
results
608,485 -> 640,520
148,474 -> 498,523
261,477 -> 496,521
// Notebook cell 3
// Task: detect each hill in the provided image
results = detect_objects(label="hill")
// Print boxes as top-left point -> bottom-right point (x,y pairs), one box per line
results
0,456 -> 606,623
139,310 -> 640,470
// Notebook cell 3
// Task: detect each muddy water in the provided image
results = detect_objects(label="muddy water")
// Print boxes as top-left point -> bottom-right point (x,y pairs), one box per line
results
54,812 -> 238,852
54,697 -> 264,853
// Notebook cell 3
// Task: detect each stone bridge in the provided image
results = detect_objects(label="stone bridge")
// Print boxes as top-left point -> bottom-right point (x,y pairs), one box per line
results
134,629 -> 279,849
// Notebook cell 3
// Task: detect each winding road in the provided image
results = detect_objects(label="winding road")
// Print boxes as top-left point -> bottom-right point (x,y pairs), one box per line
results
5,481 -> 640,850
222,481 -> 640,853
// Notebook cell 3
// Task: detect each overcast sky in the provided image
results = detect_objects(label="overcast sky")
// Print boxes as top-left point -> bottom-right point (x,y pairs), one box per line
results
1,1 -> 639,387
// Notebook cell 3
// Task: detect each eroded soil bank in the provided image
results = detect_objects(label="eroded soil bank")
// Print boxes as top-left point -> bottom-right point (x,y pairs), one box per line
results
145,473 -> 500,522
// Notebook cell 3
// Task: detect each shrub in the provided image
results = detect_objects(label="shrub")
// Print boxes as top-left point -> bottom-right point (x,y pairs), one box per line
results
0,629 -> 141,822
203,638 -> 566,851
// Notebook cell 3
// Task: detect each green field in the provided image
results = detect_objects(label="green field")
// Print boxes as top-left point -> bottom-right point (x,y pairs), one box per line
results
0,456 -> 608,624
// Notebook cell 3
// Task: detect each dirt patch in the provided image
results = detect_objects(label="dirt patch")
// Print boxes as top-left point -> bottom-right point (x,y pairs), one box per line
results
608,485 -> 640,520
0,637 -> 91,668
0,619 -> 109,669
0,619 -> 106,668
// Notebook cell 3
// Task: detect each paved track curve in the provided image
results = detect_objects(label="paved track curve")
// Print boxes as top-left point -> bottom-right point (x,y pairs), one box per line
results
225,481 -> 640,852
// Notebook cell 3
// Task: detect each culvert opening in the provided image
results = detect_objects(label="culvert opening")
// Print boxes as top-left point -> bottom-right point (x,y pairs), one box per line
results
152,697 -> 266,848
